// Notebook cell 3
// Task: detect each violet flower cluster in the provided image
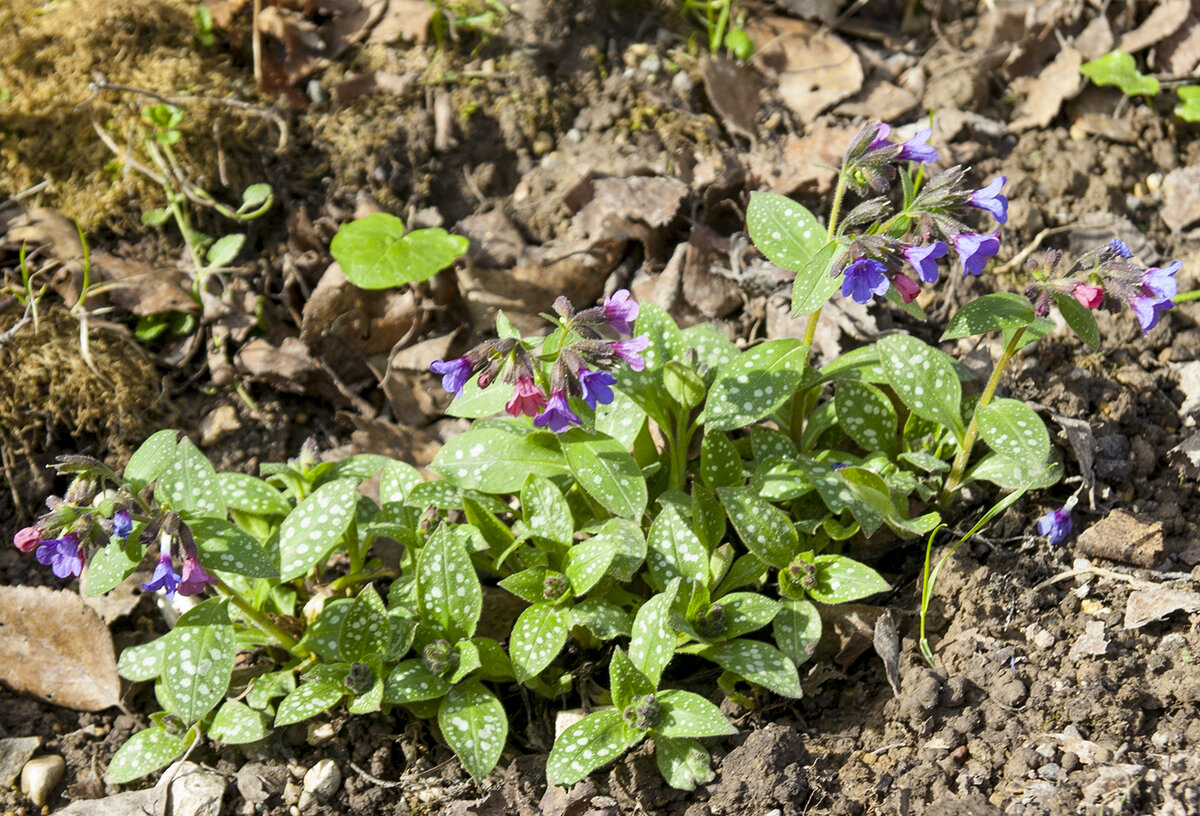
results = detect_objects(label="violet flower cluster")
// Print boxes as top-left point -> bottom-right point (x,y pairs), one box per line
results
833,122 -> 1008,306
431,290 -> 648,433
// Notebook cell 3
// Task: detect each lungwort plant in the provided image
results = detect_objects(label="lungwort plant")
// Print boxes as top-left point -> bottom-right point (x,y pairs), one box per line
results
14,121 -> 1179,791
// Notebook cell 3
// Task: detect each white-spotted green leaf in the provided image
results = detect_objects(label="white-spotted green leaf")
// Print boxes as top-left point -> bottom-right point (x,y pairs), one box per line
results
346,665 -> 384,714
547,709 -> 640,786
300,598 -> 351,661
380,460 -> 424,504
692,486 -> 726,552
498,568 -> 553,605
878,334 -> 964,444
446,371 -> 514,419
338,584 -> 390,662
383,659 -> 451,703
835,380 -> 898,458
592,517 -> 646,582
218,472 -> 291,515
569,599 -> 632,640
104,725 -> 195,784
655,736 -> 714,791
681,323 -> 739,370
522,474 -> 573,547
701,431 -> 742,489
84,536 -> 142,595
967,452 -> 1062,489
705,340 -> 809,431
697,640 -> 801,698
714,553 -> 767,597
976,398 -> 1051,470
656,690 -> 737,738
274,680 -> 344,726
560,430 -> 647,519
156,437 -> 225,518
618,302 -> 686,425
325,454 -> 390,482
818,344 -> 887,385
419,525 -> 482,641
746,192 -> 836,315
563,535 -> 618,597
278,478 -> 357,581
609,647 -> 654,712
431,428 -> 568,492
449,640 -> 482,683
190,517 -> 279,578
898,451 -> 951,473
774,598 -> 822,667
749,426 -> 798,462
161,598 -> 235,724
715,592 -> 780,640
406,480 -> 462,510
834,466 -> 900,523
793,457 -> 884,536
123,429 -> 177,492
117,637 -> 166,682
595,386 -> 646,448
941,292 -> 1035,340
246,670 -> 296,709
209,700 -> 269,744
1053,291 -> 1100,350
717,487 -> 796,569
438,680 -> 507,780
629,578 -> 681,686
809,554 -> 889,604
646,505 -> 708,589
510,602 -> 570,682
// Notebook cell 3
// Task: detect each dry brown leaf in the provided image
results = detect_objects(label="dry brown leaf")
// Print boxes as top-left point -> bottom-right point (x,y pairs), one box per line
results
701,56 -> 760,141
1124,587 -> 1200,630
747,17 -> 863,123
1160,165 -> 1200,234
835,76 -> 918,122
0,586 -> 120,712
1117,0 -> 1191,54
1075,13 -> 1115,61
237,336 -> 321,394
815,603 -> 882,667
366,0 -> 433,44
681,226 -> 741,319
573,177 -> 689,235
773,125 -> 857,197
455,210 -> 527,269
1009,47 -> 1083,132
1168,430 -> 1200,479
873,610 -> 901,697
332,71 -> 415,105
1160,15 -> 1200,75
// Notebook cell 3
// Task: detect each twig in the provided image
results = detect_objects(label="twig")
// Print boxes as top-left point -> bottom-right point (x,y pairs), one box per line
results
90,119 -> 167,185
0,181 -> 50,210
348,760 -> 404,788
992,224 -> 1084,276
1032,563 -> 1191,593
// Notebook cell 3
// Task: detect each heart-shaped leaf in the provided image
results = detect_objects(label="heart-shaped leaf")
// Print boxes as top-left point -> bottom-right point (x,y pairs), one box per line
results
330,213 -> 468,290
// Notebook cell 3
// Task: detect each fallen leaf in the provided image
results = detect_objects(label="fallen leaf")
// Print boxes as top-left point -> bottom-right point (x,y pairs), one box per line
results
0,738 -> 41,788
455,210 -> 528,269
0,586 -> 120,712
701,56 -> 760,141
1124,587 -> 1200,630
1160,15 -> 1200,75
1117,0 -> 1191,54
1075,13 -> 1116,61
814,603 -> 882,667
366,0 -> 433,44
332,71 -> 415,105
873,610 -> 901,697
835,76 -> 918,122
1160,165 -> 1200,234
681,226 -> 742,319
1167,430 -> 1200,479
1051,413 -> 1097,495
572,176 -> 689,236
1009,47 -> 1083,132
773,125 -> 859,197
747,17 -> 863,123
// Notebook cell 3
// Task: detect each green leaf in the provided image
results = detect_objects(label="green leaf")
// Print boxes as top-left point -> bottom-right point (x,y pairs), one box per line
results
629,579 -> 681,686
217,472 -> 292,516
714,592 -> 779,640
569,599 -> 631,640
941,293 -> 1035,340
655,736 -> 714,791
438,680 -> 508,780
818,345 -> 886,385
239,183 -> 274,212
975,398 -> 1051,470
791,241 -> 840,316
714,553 -> 766,597
717,487 -> 796,569
160,599 -> 235,724
330,213 -> 467,290
446,371 -> 514,419
432,428 -> 568,493
1080,50 -> 1160,97
681,323 -> 739,370
595,386 -> 647,448
300,598 -> 351,661
499,568 -> 554,604
325,454 -> 391,482
809,554 -> 889,604
701,431 -> 742,489
1175,85 -> 1200,121
774,598 -> 822,667
609,648 -> 655,712
338,584 -> 390,662
141,207 -> 171,226
124,429 -> 178,492
560,430 -> 647,519
835,380 -> 898,458
510,602 -> 570,682
646,505 -> 709,589
547,709 -> 639,786
793,457 -> 883,536
380,460 -> 425,504
209,700 -> 270,744
419,525 -> 483,641
705,340 -> 809,431
591,517 -> 646,582
84,534 -> 142,595
878,334 -> 964,444
104,725 -> 195,784
189,518 -> 279,578
277,478 -> 358,581
383,659 -> 450,703
696,640 -> 801,698
617,303 -> 686,425
206,233 -> 245,268
692,486 -> 726,552
522,474 -> 573,547
156,437 -> 225,518
275,680 -> 345,726
746,192 -> 828,310
1053,291 -> 1100,350
967,452 -> 1062,489
655,690 -> 736,738
563,535 -> 618,597
117,638 -> 166,682
749,426 -> 798,462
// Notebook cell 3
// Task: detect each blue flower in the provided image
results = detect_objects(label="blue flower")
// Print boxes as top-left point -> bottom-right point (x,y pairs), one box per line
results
841,258 -> 890,304
430,357 -> 474,396
897,128 -> 937,164
142,552 -> 182,599
954,232 -> 1001,276
113,508 -> 133,541
35,532 -> 83,579
967,176 -> 1008,223
578,369 -> 617,409
1129,261 -> 1179,333
1036,507 -> 1072,544
533,391 -> 581,433
1108,238 -> 1132,258
902,241 -> 948,284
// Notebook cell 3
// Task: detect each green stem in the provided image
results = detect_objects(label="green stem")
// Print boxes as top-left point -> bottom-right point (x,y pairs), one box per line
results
668,412 -> 693,492
1173,289 -> 1200,303
215,577 -> 308,657
328,568 -> 398,594
941,326 -> 1027,500
799,173 -> 850,355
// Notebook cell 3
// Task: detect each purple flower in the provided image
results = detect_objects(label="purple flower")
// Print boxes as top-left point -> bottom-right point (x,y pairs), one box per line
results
506,374 -> 547,418
841,258 -> 890,304
603,289 -> 639,335
430,357 -> 474,396
14,526 -> 41,553
35,533 -> 83,579
1129,261 -> 1180,333
610,335 -> 649,372
142,552 -> 183,598
113,508 -> 133,541
967,176 -> 1008,224
579,368 -> 617,409
897,128 -> 937,164
179,552 -> 216,596
891,271 -> 921,304
1036,507 -> 1072,544
533,390 -> 581,433
1108,238 -> 1132,259
954,232 -> 1001,276
902,241 -> 948,284
867,122 -> 891,150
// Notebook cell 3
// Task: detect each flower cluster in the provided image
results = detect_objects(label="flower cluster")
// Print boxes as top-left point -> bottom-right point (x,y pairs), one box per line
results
430,290 -> 648,433
834,122 -> 1009,306
1026,239 -> 1180,334
139,512 -> 216,599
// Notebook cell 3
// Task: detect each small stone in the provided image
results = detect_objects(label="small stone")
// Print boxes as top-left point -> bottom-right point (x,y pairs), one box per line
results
764,810 -> 783,816
306,722 -> 336,745
21,754 -> 65,806
299,759 -> 341,810
640,55 -> 661,74
167,761 -> 226,816
198,404 -> 241,448
0,737 -> 40,788
532,131 -> 554,156
672,71 -> 695,95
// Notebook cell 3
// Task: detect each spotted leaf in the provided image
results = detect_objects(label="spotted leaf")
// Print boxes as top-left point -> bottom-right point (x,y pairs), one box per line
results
156,437 -> 225,518
159,598 -> 235,724
380,460 -> 425,505
717,487 -> 796,569
809,554 -> 889,604
746,192 -> 838,316
563,535 -> 618,597
629,578 -> 681,686
104,724 -> 196,784
338,584 -> 390,662
217,472 -> 291,516
878,334 -> 964,444
547,709 -> 641,787
418,526 -> 483,641
941,293 -> 1035,340
773,598 -> 822,667
123,429 -> 178,493
117,637 -> 166,682
835,380 -> 898,458
382,659 -> 451,703
569,599 -> 631,641
522,474 -> 573,548
700,431 -> 742,489
560,430 -> 647,520
705,339 -> 810,431
277,478 -> 357,582
190,517 -> 279,579
681,323 -> 739,370
209,700 -> 269,744
696,639 -> 801,698
274,679 -> 345,726
438,680 -> 507,780
655,736 -> 714,791
975,398 -> 1051,470
646,505 -> 708,589
431,428 -> 568,492
510,602 -> 569,683
655,690 -> 737,738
